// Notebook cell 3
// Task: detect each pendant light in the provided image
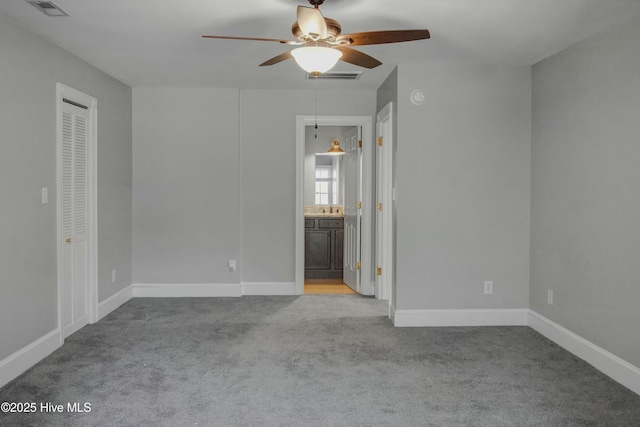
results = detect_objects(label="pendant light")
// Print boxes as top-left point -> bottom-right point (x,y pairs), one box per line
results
326,138 -> 345,155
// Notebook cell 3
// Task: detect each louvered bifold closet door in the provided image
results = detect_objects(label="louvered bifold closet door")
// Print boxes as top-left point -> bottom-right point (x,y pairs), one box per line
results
61,102 -> 89,337
62,113 -> 74,242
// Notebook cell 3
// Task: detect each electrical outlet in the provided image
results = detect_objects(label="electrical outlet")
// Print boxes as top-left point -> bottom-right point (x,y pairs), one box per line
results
547,289 -> 554,305
484,281 -> 493,295
228,260 -> 237,272
112,270 -> 117,283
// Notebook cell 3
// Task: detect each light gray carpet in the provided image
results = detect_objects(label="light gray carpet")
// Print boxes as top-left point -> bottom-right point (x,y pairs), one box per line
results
1,296 -> 639,426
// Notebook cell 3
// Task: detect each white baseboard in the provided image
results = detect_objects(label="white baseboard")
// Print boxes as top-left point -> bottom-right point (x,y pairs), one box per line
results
132,283 -> 242,298
528,310 -> 640,396
241,282 -> 296,295
0,329 -> 60,389
392,308 -> 530,327
98,285 -> 134,320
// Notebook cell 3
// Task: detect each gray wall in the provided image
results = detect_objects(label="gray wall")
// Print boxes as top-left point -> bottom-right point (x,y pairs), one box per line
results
240,90 -> 375,283
133,89 -> 376,285
393,63 -> 531,311
531,14 -> 640,367
376,67 -> 399,114
132,88 -> 241,284
0,11 -> 132,360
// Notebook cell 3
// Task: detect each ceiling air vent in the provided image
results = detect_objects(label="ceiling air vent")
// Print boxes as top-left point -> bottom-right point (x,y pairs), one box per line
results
306,71 -> 362,81
26,1 -> 69,17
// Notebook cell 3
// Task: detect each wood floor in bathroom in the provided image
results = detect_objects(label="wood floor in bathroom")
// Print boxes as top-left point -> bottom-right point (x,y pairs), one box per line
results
304,278 -> 357,295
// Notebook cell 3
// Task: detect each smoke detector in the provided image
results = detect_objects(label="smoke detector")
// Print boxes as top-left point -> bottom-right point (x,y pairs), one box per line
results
26,1 -> 70,17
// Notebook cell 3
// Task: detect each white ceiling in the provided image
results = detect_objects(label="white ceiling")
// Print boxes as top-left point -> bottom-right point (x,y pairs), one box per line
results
2,0 -> 640,90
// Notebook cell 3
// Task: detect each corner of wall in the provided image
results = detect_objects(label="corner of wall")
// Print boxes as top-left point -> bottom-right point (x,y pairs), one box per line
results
528,310 -> 640,396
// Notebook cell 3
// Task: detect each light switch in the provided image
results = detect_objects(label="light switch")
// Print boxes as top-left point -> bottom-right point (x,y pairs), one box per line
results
41,187 -> 48,204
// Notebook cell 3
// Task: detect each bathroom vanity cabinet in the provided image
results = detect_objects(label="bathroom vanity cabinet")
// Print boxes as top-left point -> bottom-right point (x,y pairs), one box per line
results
304,216 -> 343,279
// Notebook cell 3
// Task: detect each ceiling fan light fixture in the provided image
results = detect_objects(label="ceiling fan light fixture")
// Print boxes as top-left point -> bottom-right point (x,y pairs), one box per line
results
291,46 -> 342,76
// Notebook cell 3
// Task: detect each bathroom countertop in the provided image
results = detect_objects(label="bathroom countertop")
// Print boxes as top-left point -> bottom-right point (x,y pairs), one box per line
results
304,213 -> 344,218
304,205 -> 344,217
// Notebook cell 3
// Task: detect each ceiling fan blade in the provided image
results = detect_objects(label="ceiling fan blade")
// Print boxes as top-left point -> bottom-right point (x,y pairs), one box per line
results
334,47 -> 382,69
202,35 -> 299,45
337,29 -> 430,46
259,51 -> 293,67
297,5 -> 327,39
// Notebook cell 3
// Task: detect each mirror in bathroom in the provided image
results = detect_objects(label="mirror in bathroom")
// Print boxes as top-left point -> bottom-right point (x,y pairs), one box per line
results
304,125 -> 353,207
314,154 -> 341,205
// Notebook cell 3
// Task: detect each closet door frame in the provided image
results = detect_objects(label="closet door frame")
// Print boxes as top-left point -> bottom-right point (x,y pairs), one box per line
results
56,83 -> 98,344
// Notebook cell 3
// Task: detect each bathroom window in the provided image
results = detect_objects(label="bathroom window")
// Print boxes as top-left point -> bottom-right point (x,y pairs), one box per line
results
315,165 -> 337,205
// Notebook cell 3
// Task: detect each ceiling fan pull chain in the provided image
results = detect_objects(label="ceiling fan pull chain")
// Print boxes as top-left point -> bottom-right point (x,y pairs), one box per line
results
314,76 -> 318,138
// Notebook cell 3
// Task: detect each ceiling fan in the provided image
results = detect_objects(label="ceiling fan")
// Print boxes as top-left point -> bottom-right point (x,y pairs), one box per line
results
202,0 -> 430,76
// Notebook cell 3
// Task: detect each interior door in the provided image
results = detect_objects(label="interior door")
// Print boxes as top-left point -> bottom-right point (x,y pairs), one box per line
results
60,100 -> 89,338
343,126 -> 361,292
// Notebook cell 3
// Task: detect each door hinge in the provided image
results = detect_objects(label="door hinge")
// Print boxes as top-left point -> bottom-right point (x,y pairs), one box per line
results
377,267 -> 382,276
356,262 -> 361,270
357,201 -> 362,209
377,202 -> 382,211
358,140 -> 362,148
377,136 -> 383,146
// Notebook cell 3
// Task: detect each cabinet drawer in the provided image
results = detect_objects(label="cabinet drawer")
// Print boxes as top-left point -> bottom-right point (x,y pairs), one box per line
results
305,218 -> 316,228
318,218 -> 343,229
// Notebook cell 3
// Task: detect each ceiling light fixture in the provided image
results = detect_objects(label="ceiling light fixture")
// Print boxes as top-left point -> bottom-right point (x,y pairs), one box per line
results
326,139 -> 345,155
291,46 -> 343,76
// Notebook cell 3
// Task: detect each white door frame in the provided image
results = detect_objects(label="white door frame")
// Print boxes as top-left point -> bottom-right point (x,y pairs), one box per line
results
295,115 -> 374,296
375,103 -> 394,307
56,83 -> 98,344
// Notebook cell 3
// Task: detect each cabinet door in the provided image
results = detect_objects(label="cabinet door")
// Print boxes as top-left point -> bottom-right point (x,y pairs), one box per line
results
305,230 -> 332,270
333,229 -> 344,272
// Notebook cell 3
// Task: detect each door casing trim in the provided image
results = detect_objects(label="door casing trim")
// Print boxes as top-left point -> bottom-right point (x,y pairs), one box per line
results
295,115 -> 374,296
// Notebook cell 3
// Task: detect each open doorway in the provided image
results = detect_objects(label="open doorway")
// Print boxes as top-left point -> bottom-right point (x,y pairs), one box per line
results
303,125 -> 357,294
295,115 -> 374,297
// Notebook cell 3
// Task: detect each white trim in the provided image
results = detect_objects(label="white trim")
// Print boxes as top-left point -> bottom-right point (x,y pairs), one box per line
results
88,101 -> 98,324
392,308 -> 530,327
98,285 -> 134,320
528,310 -> 640,396
63,316 -> 88,338
360,126 -> 374,296
389,300 -> 397,320
242,282 -> 296,295
132,283 -> 242,298
295,115 -> 374,296
0,329 -> 60,389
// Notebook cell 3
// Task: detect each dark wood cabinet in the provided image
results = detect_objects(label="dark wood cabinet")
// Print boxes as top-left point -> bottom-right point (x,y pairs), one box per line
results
305,230 -> 332,270
304,216 -> 344,279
